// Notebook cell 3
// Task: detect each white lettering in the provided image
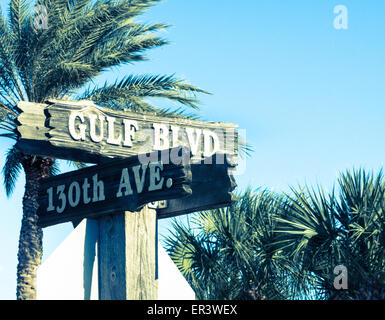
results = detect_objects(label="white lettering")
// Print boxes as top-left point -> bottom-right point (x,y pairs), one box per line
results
170,125 -> 180,147
203,129 -> 220,157
56,184 -> 66,213
68,112 -> 86,141
153,123 -> 169,150
66,111 -> 230,158
185,128 -> 202,155
92,174 -> 105,202
82,178 -> 91,204
106,116 -> 122,145
116,168 -> 133,197
132,164 -> 148,193
89,114 -> 105,143
148,162 -> 164,191
46,187 -> 54,212
68,181 -> 81,207
123,119 -> 138,147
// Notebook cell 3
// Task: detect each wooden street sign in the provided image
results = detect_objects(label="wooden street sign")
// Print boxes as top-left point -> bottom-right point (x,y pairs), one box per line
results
157,153 -> 237,219
37,148 -> 192,228
15,100 -> 238,164
14,98 -> 240,301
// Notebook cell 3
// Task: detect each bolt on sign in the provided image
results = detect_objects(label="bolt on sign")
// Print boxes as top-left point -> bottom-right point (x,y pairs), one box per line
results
15,100 -> 238,164
37,148 -> 192,228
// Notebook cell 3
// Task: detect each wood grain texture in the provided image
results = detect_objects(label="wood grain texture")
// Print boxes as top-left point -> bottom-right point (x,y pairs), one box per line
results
125,207 -> 158,300
98,207 -> 157,300
15,100 -> 238,164
157,153 -> 237,219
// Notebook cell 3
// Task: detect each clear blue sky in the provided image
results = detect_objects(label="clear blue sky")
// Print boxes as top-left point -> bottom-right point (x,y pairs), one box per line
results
1,0 -> 385,299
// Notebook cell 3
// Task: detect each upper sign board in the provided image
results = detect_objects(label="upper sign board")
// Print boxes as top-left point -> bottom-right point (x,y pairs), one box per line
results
15,100 -> 238,164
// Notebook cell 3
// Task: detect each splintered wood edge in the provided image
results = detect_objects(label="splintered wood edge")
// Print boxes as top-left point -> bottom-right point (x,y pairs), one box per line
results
14,102 -> 48,136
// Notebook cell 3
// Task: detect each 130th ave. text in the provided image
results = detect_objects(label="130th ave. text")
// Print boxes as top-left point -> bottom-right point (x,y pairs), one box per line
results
45,161 -> 171,214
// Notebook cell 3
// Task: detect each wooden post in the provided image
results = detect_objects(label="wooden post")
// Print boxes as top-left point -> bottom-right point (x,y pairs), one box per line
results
98,206 -> 158,300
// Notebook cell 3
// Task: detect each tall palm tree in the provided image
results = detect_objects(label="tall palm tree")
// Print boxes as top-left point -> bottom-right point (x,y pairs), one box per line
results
164,189 -> 300,300
275,169 -> 385,299
0,0 -> 207,300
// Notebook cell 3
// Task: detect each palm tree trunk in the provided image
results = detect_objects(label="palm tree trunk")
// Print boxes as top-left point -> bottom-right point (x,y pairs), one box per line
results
16,156 -> 53,300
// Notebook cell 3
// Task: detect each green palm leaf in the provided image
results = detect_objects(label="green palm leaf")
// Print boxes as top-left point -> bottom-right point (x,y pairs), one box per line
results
0,0 -> 209,300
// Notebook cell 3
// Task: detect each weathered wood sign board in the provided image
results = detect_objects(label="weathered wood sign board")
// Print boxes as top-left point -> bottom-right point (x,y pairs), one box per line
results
37,148 -> 192,228
16,97 -> 240,301
157,153 -> 237,219
15,100 -> 238,164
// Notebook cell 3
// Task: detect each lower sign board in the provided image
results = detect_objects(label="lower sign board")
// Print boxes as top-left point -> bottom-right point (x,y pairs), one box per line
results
157,153 -> 237,219
37,148 -> 192,228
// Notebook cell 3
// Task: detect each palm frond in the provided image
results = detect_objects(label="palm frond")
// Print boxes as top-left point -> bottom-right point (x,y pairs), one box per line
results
29,0 -> 168,100
79,74 -> 209,112
2,145 -> 23,197
273,168 -> 385,299
164,189 -> 299,300
0,0 -> 210,201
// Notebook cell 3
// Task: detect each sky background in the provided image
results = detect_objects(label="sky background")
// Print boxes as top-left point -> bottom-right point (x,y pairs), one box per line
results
1,0 -> 385,299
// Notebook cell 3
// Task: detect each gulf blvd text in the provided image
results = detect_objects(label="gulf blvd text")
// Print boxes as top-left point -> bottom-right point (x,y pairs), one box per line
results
15,101 -> 238,164
67,109 -> 236,159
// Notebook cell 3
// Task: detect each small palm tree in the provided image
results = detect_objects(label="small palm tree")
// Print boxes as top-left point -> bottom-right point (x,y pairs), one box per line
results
0,0 -> 207,300
164,189 -> 300,300
275,169 -> 385,299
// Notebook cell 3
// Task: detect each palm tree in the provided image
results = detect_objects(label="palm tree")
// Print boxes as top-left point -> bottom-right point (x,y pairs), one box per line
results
0,0 -> 207,300
164,189 -> 300,300
166,170 -> 385,300
275,169 -> 385,299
